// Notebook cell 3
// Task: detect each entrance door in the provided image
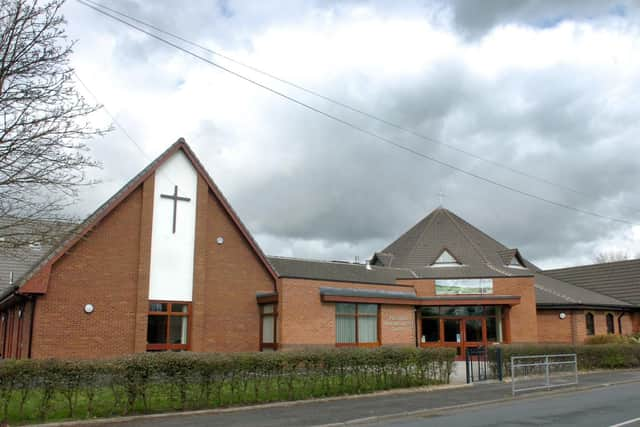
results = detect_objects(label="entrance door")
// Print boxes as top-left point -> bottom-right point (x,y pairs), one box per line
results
463,317 -> 485,356
442,318 -> 462,357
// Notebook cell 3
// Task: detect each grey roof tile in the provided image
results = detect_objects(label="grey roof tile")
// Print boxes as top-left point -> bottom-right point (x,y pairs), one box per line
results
372,208 -> 535,278
267,256 -> 404,285
543,260 -> 640,306
534,273 -> 631,307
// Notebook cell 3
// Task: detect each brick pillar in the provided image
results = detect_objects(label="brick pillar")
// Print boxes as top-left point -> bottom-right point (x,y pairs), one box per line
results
134,175 -> 155,353
191,175 -> 208,352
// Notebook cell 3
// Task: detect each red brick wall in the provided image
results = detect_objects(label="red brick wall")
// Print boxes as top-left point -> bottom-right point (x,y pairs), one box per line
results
538,309 -> 635,344
30,185 -> 147,359
191,178 -> 276,352
494,277 -> 537,343
278,278 -> 415,349
537,310 -> 574,344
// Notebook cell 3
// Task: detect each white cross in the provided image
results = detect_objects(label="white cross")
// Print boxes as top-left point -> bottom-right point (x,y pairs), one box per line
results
438,191 -> 446,206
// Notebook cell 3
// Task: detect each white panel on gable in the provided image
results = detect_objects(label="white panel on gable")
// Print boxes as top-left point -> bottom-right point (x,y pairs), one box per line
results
148,150 -> 198,302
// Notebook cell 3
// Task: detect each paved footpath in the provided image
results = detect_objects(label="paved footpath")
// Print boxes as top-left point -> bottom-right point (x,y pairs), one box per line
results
46,370 -> 640,427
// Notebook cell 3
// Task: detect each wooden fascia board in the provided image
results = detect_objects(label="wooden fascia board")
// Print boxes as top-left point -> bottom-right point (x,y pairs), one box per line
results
321,294 -> 521,306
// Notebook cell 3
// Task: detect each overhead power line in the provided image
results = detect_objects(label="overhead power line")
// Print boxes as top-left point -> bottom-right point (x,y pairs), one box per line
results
81,0 -> 594,201
73,70 -> 177,187
77,0 -> 637,227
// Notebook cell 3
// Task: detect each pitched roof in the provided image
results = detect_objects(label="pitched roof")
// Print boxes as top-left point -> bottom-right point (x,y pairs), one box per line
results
372,208 -> 535,278
267,256 -> 404,286
0,138 -> 277,301
543,259 -> 640,306
0,218 -> 74,294
534,273 -> 632,308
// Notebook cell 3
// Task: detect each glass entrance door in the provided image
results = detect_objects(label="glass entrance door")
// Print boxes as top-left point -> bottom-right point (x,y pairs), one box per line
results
463,318 -> 485,356
443,318 -> 462,356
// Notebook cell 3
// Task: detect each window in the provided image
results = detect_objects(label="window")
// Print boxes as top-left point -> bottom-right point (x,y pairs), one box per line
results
260,304 -> 277,351
606,313 -> 615,334
509,257 -> 525,268
336,303 -> 379,346
585,312 -> 595,336
147,302 -> 190,351
435,279 -> 494,295
432,250 -> 460,267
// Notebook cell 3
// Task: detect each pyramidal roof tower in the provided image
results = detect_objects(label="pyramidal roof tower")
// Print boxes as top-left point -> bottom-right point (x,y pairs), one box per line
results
371,207 -> 534,278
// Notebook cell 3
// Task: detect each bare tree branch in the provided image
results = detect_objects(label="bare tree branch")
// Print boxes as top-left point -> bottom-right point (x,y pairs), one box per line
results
0,0 -> 110,254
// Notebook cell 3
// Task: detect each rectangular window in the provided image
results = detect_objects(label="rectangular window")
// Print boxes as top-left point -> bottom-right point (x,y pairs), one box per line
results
147,301 -> 190,351
435,279 -> 493,295
336,303 -> 379,346
260,304 -> 277,350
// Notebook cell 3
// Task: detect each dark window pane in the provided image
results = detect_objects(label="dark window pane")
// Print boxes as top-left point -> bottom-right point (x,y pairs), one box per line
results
171,304 -> 188,313
586,313 -> 595,336
421,307 -> 440,316
149,303 -> 167,312
169,316 -> 188,344
443,319 -> 460,342
422,318 -> 440,342
147,315 -> 167,344
487,317 -> 498,342
484,306 -> 497,316
441,306 -> 484,316
606,314 -> 614,334
465,319 -> 482,342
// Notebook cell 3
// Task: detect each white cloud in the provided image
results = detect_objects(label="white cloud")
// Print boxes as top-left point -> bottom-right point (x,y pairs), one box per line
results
65,1 -> 640,269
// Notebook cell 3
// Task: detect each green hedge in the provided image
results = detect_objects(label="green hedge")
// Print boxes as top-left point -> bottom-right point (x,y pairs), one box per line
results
489,343 -> 640,376
0,347 -> 454,424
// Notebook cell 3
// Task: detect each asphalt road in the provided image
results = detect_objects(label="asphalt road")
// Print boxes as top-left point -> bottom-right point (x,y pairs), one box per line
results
92,370 -> 640,427
364,382 -> 640,427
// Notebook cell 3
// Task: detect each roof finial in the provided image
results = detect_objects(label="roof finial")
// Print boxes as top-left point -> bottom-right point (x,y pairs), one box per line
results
438,191 -> 446,207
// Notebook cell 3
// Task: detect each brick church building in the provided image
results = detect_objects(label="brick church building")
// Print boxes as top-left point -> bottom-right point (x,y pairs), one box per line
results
0,139 -> 638,359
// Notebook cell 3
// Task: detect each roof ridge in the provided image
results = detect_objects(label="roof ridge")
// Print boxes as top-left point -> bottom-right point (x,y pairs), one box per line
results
404,208 -> 443,266
379,208 -> 441,261
486,263 -> 512,277
544,258 -> 640,272
267,255 -> 413,272
534,282 -> 579,304
442,208 -> 490,264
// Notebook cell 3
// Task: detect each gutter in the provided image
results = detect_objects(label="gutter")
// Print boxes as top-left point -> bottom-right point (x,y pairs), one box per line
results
536,303 -> 634,311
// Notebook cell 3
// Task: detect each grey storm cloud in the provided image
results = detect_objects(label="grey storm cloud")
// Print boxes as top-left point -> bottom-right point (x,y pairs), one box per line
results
447,0 -> 639,38
64,0 -> 640,268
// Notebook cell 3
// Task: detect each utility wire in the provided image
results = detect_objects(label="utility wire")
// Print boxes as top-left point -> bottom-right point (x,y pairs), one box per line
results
77,0 -> 637,226
81,0 -> 596,201
73,70 -> 178,187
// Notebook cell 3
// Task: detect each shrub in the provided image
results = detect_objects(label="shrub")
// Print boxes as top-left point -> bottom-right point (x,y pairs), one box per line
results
584,335 -> 634,345
0,347 -> 455,424
489,343 -> 640,377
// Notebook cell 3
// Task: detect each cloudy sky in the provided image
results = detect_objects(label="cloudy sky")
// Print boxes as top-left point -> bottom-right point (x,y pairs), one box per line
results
62,0 -> 640,269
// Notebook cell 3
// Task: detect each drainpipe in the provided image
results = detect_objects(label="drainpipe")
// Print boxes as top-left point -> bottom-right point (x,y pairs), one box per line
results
414,308 -> 419,348
27,297 -> 36,359
617,312 -> 625,335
